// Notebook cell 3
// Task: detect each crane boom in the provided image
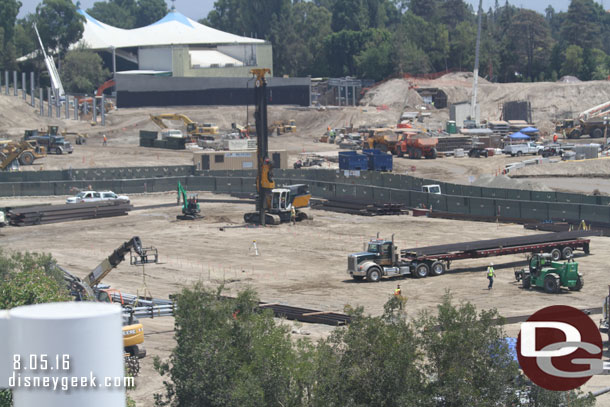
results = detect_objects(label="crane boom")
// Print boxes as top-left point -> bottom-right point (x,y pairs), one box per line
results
85,237 -> 143,288
470,0 -> 483,124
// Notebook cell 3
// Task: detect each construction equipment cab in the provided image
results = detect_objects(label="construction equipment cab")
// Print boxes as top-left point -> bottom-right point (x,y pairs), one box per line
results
514,253 -> 583,294
177,181 -> 202,220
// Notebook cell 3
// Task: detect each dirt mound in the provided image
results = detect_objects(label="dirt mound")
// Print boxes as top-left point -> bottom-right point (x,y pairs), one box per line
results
437,71 -> 490,85
472,174 -> 552,191
359,79 -> 424,109
511,157 -> 610,177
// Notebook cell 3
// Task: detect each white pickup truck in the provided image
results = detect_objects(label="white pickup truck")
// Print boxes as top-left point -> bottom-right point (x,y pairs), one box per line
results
66,190 -> 129,204
503,142 -> 544,157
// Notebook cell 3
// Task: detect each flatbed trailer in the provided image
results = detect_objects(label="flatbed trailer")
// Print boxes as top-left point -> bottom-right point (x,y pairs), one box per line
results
348,231 -> 596,281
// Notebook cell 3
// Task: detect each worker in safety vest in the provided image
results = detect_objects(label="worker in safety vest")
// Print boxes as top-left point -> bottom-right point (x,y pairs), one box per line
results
487,263 -> 496,290
290,206 -> 296,225
394,284 -> 402,296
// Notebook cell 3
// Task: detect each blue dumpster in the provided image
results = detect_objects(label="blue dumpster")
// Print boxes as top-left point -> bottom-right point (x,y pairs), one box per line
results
363,149 -> 393,171
339,151 -> 368,170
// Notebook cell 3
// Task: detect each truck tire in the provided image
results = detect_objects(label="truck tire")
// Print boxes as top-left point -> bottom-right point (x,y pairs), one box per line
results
18,151 -> 35,165
569,129 -> 581,139
516,151 -> 523,157
425,148 -> 437,159
397,149 -> 404,158
550,248 -> 561,261
569,275 -> 584,291
414,263 -> 429,278
412,148 -> 422,159
523,275 -> 531,289
55,146 -> 63,155
367,267 -> 382,282
430,261 -> 445,276
561,246 -> 573,259
592,128 -> 603,139
544,274 -> 560,294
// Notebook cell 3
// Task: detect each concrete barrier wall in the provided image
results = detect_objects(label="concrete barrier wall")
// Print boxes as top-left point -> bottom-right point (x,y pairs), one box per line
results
3,167 -> 610,224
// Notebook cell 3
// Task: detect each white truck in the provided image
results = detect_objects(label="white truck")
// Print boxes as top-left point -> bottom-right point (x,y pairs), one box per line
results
503,142 -> 543,157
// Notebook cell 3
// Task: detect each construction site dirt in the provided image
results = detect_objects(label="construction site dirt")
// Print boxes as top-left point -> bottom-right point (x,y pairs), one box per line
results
2,82 -> 610,403
1,192 -> 610,404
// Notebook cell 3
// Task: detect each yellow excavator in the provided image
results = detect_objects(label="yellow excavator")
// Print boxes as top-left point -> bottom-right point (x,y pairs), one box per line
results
243,69 -> 311,225
150,113 -> 219,140
61,237 -> 158,361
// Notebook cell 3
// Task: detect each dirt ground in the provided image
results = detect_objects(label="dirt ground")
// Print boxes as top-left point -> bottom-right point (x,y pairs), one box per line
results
1,192 -> 609,404
2,93 -> 610,403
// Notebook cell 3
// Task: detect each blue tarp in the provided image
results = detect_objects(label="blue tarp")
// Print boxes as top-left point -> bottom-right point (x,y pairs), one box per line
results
520,127 -> 539,133
508,132 -> 530,139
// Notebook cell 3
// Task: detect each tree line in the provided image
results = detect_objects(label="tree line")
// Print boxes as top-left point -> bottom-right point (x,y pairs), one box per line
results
0,0 -> 608,91
203,0 -> 610,82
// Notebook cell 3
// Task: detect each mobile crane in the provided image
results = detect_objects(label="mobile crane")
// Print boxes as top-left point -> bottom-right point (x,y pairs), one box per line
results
243,69 -> 311,225
61,236 -> 159,360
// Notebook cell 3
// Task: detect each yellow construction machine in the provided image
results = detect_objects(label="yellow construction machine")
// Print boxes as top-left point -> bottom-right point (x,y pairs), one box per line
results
268,119 -> 296,135
0,140 -> 46,170
243,69 -> 311,225
150,113 -> 219,140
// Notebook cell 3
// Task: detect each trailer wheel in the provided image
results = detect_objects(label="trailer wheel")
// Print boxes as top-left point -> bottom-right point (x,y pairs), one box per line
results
550,248 -> 561,261
367,267 -> 382,282
561,246 -> 573,259
592,128 -> 603,138
414,263 -> 429,278
544,274 -> 560,294
523,275 -> 531,289
569,275 -> 584,291
430,261 -> 445,276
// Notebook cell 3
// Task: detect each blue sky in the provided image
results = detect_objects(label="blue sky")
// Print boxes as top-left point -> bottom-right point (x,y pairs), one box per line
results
17,0 -> 605,21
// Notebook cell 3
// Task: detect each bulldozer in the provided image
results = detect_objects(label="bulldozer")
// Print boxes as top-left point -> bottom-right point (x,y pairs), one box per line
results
0,140 -> 46,170
243,69 -> 311,225
176,181 -> 202,220
514,253 -> 583,294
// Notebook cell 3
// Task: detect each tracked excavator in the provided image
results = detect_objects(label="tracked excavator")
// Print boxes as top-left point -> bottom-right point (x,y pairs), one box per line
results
243,69 -> 312,225
176,181 -> 202,220
61,237 -> 159,364
150,113 -> 219,141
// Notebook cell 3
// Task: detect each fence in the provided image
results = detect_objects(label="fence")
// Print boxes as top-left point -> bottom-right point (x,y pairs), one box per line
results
1,168 -> 609,223
0,70 -> 107,125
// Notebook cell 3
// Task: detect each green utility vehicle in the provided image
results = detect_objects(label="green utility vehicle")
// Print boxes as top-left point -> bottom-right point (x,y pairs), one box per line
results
514,253 -> 583,294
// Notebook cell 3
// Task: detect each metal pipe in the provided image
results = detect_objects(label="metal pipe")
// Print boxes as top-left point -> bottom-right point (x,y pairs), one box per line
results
30,72 -> 34,106
13,71 -> 17,96
22,72 -> 25,100
47,87 -> 52,117
39,87 -> 43,115
4,71 -> 8,95
101,95 -> 105,126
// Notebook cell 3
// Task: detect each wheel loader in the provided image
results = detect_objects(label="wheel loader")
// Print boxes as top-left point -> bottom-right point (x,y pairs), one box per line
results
514,253 -> 583,294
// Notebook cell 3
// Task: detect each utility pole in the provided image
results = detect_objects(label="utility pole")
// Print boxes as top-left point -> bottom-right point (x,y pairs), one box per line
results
470,0 -> 483,125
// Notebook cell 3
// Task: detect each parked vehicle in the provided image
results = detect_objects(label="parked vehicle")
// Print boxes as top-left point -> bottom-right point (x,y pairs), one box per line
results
396,133 -> 438,159
67,190 -> 129,203
503,142 -> 543,157
25,130 -> 74,155
421,184 -> 441,194
514,254 -> 583,294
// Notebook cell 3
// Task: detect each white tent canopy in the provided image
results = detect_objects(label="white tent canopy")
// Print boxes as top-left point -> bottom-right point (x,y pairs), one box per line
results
77,9 -> 265,50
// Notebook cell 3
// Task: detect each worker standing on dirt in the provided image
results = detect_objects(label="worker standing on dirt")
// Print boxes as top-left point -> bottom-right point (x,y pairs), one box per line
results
103,134 -> 107,146
290,206 -> 296,225
487,263 -> 496,290
394,284 -> 401,296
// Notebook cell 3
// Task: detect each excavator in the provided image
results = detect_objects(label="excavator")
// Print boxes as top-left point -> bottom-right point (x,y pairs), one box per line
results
243,69 -> 311,225
77,79 -> 116,113
176,181 -> 202,220
61,236 -> 159,365
150,114 -> 219,142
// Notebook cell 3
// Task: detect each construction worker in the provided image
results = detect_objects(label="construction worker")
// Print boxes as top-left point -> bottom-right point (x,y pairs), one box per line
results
103,134 -> 107,146
487,262 -> 496,290
290,206 -> 296,225
394,284 -> 402,296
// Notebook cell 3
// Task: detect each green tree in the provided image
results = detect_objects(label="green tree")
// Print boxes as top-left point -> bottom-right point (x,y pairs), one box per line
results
354,30 -> 393,80
560,0 -> 604,50
289,2 -> 332,76
88,1 -> 136,28
0,0 -> 21,68
154,284 -> 307,406
13,17 -> 37,58
35,0 -> 85,60
561,44 -> 584,77
450,20 -> 476,71
61,46 -> 110,93
135,0 -> 168,27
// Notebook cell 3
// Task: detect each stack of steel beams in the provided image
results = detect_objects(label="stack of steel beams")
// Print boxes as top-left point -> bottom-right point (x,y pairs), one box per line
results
312,199 -> 408,216
8,200 -> 132,226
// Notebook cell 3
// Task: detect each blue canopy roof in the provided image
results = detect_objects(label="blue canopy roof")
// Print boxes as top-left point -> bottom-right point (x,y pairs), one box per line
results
520,127 -> 539,133
508,132 -> 530,139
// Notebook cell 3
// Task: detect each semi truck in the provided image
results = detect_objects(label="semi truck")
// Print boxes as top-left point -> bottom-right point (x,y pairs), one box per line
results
347,231 -> 592,282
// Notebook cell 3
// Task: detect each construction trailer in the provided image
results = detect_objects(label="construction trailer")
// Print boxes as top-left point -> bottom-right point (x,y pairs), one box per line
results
193,149 -> 287,171
347,231 -> 592,282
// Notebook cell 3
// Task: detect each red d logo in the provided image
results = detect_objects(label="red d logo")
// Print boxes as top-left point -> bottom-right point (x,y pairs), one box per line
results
517,305 -> 604,391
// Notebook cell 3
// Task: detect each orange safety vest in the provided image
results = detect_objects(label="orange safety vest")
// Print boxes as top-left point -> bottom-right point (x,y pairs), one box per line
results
394,288 -> 401,296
